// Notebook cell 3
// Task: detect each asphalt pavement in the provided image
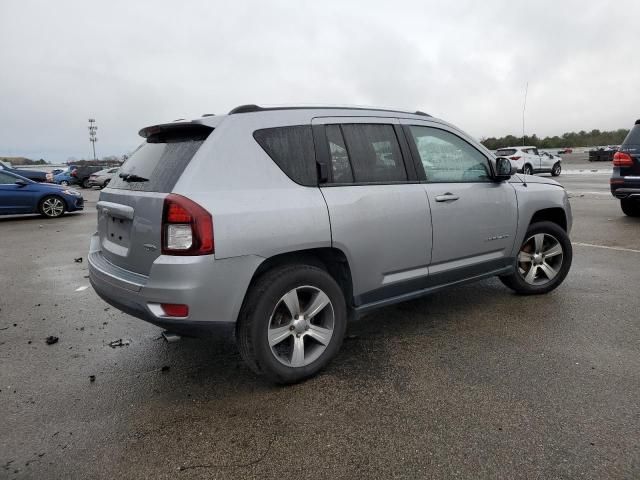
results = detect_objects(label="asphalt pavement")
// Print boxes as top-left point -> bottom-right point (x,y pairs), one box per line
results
1,169 -> 638,479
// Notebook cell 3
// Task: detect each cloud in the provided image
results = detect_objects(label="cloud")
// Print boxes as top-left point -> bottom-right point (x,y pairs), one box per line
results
0,0 -> 638,161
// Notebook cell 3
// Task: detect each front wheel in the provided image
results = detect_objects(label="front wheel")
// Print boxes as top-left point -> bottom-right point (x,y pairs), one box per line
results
551,162 -> 561,176
523,164 -> 534,175
621,199 -> 640,217
60,180 -> 69,186
39,195 -> 66,218
237,264 -> 347,384
500,221 -> 572,295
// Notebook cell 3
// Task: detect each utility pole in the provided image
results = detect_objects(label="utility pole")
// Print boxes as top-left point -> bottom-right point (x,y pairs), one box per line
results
522,82 -> 528,146
88,118 -> 98,161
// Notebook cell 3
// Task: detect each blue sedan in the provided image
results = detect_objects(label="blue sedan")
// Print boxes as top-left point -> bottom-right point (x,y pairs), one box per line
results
0,170 -> 84,218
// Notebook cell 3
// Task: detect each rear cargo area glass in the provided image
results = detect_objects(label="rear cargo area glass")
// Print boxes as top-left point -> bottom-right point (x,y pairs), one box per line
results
622,125 -> 640,146
109,135 -> 208,192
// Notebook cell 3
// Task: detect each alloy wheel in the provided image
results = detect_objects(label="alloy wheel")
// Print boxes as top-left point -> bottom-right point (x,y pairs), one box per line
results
517,233 -> 564,285
268,286 -> 335,368
42,197 -> 65,217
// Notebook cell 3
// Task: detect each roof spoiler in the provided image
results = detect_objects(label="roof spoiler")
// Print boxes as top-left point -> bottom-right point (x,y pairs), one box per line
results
138,122 -> 213,140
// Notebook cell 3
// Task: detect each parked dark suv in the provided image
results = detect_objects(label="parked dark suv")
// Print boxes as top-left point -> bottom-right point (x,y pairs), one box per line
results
611,119 -> 640,216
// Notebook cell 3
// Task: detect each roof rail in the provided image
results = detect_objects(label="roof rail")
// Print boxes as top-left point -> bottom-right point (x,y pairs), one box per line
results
227,104 -> 431,117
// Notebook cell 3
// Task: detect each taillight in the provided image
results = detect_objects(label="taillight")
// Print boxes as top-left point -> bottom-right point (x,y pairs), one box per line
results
71,169 -> 78,177
613,152 -> 633,167
161,194 -> 214,255
509,156 -> 521,161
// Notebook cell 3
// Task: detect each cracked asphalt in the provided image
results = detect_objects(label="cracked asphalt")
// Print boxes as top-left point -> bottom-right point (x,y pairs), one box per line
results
1,165 -> 638,479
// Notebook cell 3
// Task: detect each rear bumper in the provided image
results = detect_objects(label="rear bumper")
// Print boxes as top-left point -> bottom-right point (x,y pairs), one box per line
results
88,233 -> 263,337
610,173 -> 640,199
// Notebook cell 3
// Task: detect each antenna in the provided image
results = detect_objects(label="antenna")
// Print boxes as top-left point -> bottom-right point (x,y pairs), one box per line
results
88,118 -> 98,161
522,82 -> 528,147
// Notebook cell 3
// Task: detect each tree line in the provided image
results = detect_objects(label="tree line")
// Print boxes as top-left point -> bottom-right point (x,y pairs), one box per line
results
481,128 -> 630,151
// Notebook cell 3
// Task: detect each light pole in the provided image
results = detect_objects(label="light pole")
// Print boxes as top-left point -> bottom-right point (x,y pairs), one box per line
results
88,118 -> 98,161
522,82 -> 528,146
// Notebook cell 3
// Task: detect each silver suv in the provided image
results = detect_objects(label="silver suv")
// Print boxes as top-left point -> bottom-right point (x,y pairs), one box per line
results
89,105 -> 573,383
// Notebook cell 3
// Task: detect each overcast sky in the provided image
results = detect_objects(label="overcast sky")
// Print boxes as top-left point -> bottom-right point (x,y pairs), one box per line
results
1,0 -> 638,162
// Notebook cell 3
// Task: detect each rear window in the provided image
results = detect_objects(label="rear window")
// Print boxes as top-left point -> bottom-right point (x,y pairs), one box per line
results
109,126 -> 211,192
496,149 -> 517,156
253,126 -> 317,186
622,124 -> 640,146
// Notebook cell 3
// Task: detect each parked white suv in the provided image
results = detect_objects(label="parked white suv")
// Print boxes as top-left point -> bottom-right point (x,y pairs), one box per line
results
496,146 -> 562,176
89,105 -> 573,383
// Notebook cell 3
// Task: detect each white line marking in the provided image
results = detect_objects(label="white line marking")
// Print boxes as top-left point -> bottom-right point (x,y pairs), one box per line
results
562,169 -> 612,175
75,286 -> 89,292
572,242 -> 640,253
567,191 -> 611,196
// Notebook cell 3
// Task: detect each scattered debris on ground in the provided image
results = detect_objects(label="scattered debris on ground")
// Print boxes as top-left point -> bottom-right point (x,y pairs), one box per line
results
161,366 -> 170,373
75,286 -> 89,292
89,375 -> 96,382
45,336 -> 59,345
108,339 -> 130,348
74,257 -> 83,263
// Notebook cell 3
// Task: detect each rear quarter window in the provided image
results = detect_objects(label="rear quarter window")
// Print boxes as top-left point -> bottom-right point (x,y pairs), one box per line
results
253,126 -> 317,186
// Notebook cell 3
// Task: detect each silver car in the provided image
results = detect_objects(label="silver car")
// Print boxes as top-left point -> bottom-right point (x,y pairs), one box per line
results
89,105 -> 573,384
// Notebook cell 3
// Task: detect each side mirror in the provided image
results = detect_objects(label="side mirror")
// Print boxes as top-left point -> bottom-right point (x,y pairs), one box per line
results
493,157 -> 516,181
15,180 -> 28,187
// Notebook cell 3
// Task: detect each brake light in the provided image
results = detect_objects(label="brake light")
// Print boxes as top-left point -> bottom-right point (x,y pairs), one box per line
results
509,156 -> 521,161
613,152 -> 633,167
161,194 -> 214,255
160,303 -> 189,317
71,169 -> 78,177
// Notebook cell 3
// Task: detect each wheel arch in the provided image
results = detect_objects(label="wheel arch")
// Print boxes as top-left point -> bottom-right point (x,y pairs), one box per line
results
530,207 -> 567,231
246,247 -> 354,308
38,193 -> 68,216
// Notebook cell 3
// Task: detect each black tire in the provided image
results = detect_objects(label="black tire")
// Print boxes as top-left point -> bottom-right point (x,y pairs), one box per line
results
60,180 -> 69,186
38,195 -> 66,218
523,164 -> 534,175
101,179 -> 110,189
81,178 -> 91,188
500,221 -> 572,295
551,162 -> 561,177
237,264 -> 347,384
621,199 -> 640,217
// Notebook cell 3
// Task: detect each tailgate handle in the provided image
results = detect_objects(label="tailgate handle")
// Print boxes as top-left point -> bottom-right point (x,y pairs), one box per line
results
96,201 -> 134,220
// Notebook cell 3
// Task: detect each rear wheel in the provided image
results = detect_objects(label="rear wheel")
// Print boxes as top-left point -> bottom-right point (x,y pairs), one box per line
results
621,199 -> 640,217
60,180 -> 69,186
551,162 -> 561,176
500,221 -> 572,295
81,178 -> 91,188
39,195 -> 66,218
237,264 -> 347,384
523,164 -> 534,175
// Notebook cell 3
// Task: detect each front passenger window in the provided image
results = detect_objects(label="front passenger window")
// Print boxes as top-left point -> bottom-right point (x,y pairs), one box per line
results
408,126 -> 490,182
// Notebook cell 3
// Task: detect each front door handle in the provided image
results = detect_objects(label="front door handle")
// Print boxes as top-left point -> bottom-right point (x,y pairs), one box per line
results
434,193 -> 459,202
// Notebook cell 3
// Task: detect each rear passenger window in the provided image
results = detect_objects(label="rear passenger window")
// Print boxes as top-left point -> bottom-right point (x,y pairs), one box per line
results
253,126 -> 317,186
333,124 -> 407,183
326,125 -> 353,183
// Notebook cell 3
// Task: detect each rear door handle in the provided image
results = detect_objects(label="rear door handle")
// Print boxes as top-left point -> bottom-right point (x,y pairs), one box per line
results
434,193 -> 459,202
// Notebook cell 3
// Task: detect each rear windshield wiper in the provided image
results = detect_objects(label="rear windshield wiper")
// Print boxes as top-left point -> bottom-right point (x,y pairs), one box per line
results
119,173 -> 149,182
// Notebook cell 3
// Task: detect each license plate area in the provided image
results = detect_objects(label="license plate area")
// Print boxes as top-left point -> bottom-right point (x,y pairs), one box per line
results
107,215 -> 132,246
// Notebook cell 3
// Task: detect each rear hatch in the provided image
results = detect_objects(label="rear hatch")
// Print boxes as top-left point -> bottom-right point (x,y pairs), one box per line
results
97,123 -> 212,275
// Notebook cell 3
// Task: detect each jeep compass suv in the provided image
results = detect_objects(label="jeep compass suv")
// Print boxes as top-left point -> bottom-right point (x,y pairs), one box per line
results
611,119 -> 640,216
89,104 -> 573,384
